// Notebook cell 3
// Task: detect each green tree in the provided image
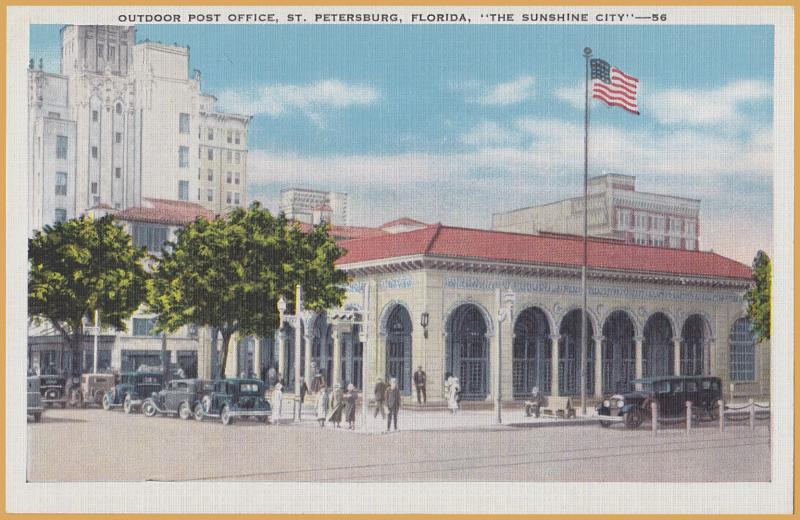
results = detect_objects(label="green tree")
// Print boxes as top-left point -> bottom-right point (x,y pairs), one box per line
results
28,215 -> 148,376
147,203 -> 348,378
744,250 -> 771,342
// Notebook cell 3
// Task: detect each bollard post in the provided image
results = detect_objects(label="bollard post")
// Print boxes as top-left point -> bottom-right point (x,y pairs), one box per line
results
718,399 -> 725,432
651,401 -> 658,436
749,398 -> 755,430
686,401 -> 692,433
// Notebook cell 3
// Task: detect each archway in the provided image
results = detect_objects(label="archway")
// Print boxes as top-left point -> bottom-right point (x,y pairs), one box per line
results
643,313 -> 673,376
512,307 -> 552,397
311,315 -> 333,387
558,309 -> 594,396
729,318 -> 756,381
602,311 -> 636,393
447,304 -> 490,400
384,305 -> 413,394
681,314 -> 712,376
340,324 -> 363,390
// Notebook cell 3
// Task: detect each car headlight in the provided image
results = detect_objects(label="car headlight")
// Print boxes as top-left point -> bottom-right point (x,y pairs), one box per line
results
616,400 -> 625,409
603,400 -> 610,408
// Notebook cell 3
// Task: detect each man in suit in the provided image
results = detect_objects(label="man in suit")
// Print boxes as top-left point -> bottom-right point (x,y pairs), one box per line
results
373,377 -> 387,418
384,377 -> 401,432
413,366 -> 427,404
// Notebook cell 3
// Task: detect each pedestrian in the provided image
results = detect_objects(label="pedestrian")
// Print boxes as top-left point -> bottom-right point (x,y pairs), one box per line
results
299,377 -> 309,417
413,365 -> 427,404
327,383 -> 345,428
344,383 -> 358,429
385,377 -> 401,432
316,385 -> 329,428
447,377 -> 461,415
272,383 -> 283,424
267,365 -> 277,388
373,377 -> 386,418
525,386 -> 545,418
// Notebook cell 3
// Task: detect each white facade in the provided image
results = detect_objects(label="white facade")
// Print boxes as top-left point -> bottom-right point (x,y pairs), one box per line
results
491,174 -> 701,251
27,25 -> 251,234
279,188 -> 349,226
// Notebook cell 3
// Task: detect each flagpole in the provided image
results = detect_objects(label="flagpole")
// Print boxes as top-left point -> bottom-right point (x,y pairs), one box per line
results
581,47 -> 592,416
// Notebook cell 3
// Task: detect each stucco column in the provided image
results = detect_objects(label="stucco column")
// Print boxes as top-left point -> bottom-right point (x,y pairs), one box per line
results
276,330 -> 287,382
673,338 -> 682,376
197,326 -> 213,380
332,327 -> 343,387
303,315 -> 314,384
253,336 -> 262,379
550,334 -> 561,396
225,331 -> 240,378
704,338 -> 714,376
594,336 -> 604,398
635,335 -> 644,379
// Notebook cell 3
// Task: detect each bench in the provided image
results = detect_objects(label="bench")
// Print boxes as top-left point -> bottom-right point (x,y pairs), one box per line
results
541,396 -> 576,419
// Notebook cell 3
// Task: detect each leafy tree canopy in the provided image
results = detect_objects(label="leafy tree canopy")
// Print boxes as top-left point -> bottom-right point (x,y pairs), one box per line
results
744,250 -> 771,342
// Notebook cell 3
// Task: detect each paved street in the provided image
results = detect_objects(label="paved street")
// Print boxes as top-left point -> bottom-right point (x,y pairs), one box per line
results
27,406 -> 770,482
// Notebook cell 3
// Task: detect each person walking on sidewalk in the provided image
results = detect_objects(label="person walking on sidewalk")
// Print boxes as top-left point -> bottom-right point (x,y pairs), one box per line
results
385,377 -> 401,432
316,385 -> 329,428
327,383 -> 345,428
446,377 -> 461,415
344,383 -> 358,429
373,377 -> 386,418
272,383 -> 283,424
298,377 -> 309,418
413,366 -> 427,404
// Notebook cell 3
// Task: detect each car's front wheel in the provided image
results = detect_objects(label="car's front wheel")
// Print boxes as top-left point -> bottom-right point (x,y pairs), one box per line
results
599,419 -> 611,428
123,394 -> 133,414
102,394 -> 112,411
624,408 -> 643,429
178,402 -> 192,420
142,400 -> 157,417
220,405 -> 233,426
193,403 -> 204,421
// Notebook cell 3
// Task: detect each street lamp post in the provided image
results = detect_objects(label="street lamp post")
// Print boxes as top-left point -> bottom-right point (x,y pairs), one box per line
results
277,284 -> 305,422
495,288 -> 515,424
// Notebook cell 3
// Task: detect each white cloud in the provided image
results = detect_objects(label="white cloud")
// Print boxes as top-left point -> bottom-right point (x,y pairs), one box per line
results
554,86 -> 584,109
459,121 -> 520,146
644,80 -> 771,125
454,76 -> 536,106
216,80 -> 379,126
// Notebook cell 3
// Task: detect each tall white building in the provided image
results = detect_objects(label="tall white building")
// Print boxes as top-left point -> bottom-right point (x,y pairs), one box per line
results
27,25 -> 251,234
491,174 -> 701,251
279,188 -> 349,226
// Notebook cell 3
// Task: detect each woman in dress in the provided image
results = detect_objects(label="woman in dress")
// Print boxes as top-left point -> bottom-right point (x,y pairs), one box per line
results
326,383 -> 345,428
447,377 -> 461,415
316,385 -> 329,428
343,383 -> 358,429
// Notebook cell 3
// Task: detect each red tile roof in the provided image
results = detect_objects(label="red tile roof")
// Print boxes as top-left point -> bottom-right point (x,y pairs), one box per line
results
379,217 -> 428,229
293,221 -> 389,240
115,198 -> 214,226
337,224 -> 752,280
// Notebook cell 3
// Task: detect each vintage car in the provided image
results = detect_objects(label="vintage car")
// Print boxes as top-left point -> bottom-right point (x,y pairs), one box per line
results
596,375 -> 722,429
27,376 -> 44,422
70,373 -> 117,408
141,379 -> 212,419
194,378 -> 271,425
39,373 -> 71,408
102,371 -> 165,413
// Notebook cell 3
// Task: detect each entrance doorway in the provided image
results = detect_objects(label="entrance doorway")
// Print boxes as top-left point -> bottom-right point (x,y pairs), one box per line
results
447,304 -> 490,400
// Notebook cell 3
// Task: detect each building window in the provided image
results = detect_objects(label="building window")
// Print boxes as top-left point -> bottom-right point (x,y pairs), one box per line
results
91,146 -> 98,159
227,131 -> 232,144
234,192 -> 240,205
234,152 -> 241,164
93,196 -> 100,206
234,172 -> 240,185
48,111 -> 60,119
109,46 -> 115,60
651,235 -> 664,247
197,188 -> 201,201
634,232 -> 647,246
115,167 -> 122,179
635,213 -> 647,229
97,44 -> 104,58
226,150 -> 232,162
669,217 -> 681,233
91,110 -> 98,122
178,180 -> 189,201
179,113 -> 190,134
208,128 -> 214,141
131,223 -> 169,253
685,239 -> 696,250
616,209 -> 631,229
54,208 -> 67,223
114,202 -> 121,210
207,169 -> 213,181
652,216 -> 665,232
669,236 -> 681,249
235,131 -> 241,144
56,135 -> 68,159
226,171 -> 232,184
207,189 -> 213,202
116,103 -> 122,115
179,146 -> 189,168
55,171 -> 67,196
132,317 -> 158,337
226,191 -> 232,204
91,182 -> 98,194
207,149 -> 213,160
686,219 -> 696,237
730,318 -> 756,381
115,132 -> 122,144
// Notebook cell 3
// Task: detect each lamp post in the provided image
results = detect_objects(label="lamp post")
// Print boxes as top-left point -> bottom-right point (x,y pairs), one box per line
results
277,285 -> 304,422
495,288 -> 515,424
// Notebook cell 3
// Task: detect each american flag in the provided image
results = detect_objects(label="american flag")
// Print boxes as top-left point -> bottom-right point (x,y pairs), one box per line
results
590,59 -> 639,115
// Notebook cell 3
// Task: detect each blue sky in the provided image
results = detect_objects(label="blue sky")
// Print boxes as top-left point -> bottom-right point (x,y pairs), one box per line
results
31,24 -> 773,263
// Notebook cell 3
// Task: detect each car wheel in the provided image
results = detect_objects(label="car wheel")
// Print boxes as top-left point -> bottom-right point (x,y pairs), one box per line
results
178,402 -> 192,420
193,403 -> 204,421
142,400 -> 157,417
262,415 -> 271,424
123,394 -> 133,414
624,408 -> 643,429
102,394 -> 112,411
707,406 -> 720,422
33,412 -> 42,422
221,405 -> 233,426
599,420 -> 611,428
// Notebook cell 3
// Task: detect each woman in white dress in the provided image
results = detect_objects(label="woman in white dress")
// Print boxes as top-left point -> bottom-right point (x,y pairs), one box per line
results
447,377 -> 461,414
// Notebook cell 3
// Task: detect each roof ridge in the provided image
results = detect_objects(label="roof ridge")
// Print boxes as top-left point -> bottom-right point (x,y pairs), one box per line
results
424,223 -> 444,255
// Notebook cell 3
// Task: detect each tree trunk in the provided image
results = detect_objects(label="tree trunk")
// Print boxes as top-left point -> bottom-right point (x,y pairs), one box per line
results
218,331 -> 232,379
69,330 -> 82,378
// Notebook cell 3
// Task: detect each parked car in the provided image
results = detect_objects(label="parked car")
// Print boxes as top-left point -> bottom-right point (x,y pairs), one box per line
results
194,378 -> 271,425
27,376 -> 44,422
596,375 -> 722,429
69,373 -> 117,408
39,373 -> 71,408
142,379 -> 212,419
102,371 -> 165,413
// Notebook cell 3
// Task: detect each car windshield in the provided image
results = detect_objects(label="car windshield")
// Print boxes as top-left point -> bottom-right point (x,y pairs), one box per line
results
138,375 -> 161,384
239,383 -> 261,394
